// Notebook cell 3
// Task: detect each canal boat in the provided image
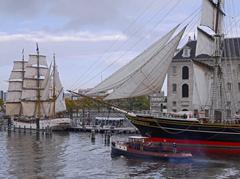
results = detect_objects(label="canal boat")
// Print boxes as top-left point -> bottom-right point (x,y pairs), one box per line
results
111,136 -> 192,160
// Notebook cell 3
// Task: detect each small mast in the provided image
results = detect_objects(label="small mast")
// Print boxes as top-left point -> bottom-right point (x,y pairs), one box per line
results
19,49 -> 25,116
211,0 -> 226,121
52,53 -> 56,118
36,43 -> 41,129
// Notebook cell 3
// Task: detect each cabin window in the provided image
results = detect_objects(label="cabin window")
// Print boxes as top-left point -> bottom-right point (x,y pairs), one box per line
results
172,66 -> 177,74
172,83 -> 177,93
227,82 -> 232,91
182,66 -> 189,80
182,84 -> 189,98
205,110 -> 209,117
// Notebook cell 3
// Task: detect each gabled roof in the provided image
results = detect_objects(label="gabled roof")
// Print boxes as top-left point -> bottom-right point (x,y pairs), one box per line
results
173,38 -> 240,60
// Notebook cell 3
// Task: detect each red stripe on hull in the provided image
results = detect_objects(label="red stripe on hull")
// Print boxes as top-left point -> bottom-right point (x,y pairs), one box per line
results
147,137 -> 240,155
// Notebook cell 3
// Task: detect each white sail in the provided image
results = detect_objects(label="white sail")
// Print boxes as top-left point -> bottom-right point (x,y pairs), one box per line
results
54,66 -> 66,113
192,61 -> 213,109
105,27 -> 186,100
21,55 -> 49,117
6,103 -> 21,116
28,55 -> 48,67
6,61 -> 25,116
196,28 -> 215,56
200,0 -> 224,33
88,25 -> 179,95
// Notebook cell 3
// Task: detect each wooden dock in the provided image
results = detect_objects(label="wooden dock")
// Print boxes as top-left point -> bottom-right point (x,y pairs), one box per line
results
68,126 -> 139,134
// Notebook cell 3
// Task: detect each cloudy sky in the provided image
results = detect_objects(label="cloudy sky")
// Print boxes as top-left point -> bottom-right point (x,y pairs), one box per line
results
0,0 -> 239,92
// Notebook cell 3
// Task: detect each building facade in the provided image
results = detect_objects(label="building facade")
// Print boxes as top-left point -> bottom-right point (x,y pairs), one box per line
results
167,38 -> 240,117
149,91 -> 167,115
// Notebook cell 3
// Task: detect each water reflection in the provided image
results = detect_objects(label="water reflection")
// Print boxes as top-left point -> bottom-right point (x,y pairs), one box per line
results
0,132 -> 240,178
6,132 -> 69,178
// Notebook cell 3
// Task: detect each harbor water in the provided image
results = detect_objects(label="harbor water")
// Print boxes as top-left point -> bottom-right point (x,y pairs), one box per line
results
0,131 -> 240,179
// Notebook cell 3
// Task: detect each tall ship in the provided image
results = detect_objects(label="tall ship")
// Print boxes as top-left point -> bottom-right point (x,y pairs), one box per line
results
87,0 -> 240,155
6,46 -> 71,130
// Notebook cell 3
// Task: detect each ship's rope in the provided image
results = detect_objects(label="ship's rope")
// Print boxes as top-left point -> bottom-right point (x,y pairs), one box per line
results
150,117 -> 198,135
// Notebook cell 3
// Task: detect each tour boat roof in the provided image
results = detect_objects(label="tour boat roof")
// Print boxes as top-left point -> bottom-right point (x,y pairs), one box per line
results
128,136 -> 148,139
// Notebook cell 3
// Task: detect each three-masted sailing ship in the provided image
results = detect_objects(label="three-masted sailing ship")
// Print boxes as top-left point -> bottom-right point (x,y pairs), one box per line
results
87,0 -> 240,155
6,46 -> 71,130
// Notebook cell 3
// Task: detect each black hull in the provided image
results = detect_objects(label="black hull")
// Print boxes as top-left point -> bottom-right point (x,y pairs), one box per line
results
127,115 -> 240,143
126,115 -> 240,156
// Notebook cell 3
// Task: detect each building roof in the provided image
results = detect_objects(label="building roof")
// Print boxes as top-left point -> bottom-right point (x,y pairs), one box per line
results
173,38 -> 240,60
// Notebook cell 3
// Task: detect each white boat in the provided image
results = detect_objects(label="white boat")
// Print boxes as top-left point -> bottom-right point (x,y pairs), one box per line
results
6,45 -> 71,131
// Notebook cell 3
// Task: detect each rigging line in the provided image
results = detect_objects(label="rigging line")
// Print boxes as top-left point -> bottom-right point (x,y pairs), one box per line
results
226,1 -> 239,115
72,0 -> 184,90
75,3 -> 201,90
126,15 -> 200,96
69,0 -> 168,90
105,10 -> 200,97
71,0 -> 181,91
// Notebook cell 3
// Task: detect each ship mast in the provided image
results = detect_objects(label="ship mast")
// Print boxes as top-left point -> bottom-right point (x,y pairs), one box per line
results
211,0 -> 226,122
36,43 -> 41,129
19,49 -> 25,116
52,53 -> 56,118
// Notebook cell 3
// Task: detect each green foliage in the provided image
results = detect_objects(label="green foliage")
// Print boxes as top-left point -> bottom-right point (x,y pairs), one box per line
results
110,96 -> 150,111
65,95 -> 150,112
0,99 -> 4,112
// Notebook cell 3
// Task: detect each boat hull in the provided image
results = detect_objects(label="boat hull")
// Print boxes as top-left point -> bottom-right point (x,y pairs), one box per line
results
127,115 -> 240,155
111,146 -> 192,160
12,118 -> 71,131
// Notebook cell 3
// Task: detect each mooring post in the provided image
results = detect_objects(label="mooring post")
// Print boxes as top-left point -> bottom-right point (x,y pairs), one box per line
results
36,118 -> 40,132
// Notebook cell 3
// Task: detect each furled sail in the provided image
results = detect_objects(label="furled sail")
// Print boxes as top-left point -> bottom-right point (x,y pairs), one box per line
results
200,0 -> 225,33
6,61 -> 26,116
192,60 -> 213,109
197,0 -> 224,56
195,28 -> 215,56
104,27 -> 186,100
88,25 -> 179,95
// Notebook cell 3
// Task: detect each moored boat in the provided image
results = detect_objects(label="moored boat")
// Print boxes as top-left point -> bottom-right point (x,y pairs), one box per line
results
6,45 -> 71,131
111,136 -> 192,160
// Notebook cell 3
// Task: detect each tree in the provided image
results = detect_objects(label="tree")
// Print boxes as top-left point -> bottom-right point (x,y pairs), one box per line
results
0,99 -> 4,112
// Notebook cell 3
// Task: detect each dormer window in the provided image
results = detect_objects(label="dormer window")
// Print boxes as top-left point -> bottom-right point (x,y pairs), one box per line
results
182,46 -> 191,58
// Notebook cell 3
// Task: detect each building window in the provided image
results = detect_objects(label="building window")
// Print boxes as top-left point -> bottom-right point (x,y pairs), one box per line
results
172,66 -> 177,74
182,109 -> 188,111
173,101 -> 176,106
227,82 -> 232,91
227,101 -> 231,107
172,109 -> 177,112
227,64 -> 231,73
227,109 -> 231,118
182,66 -> 189,80
238,64 -> 240,72
182,47 -> 191,58
238,83 -> 240,92
182,84 -> 189,98
172,83 -> 177,93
